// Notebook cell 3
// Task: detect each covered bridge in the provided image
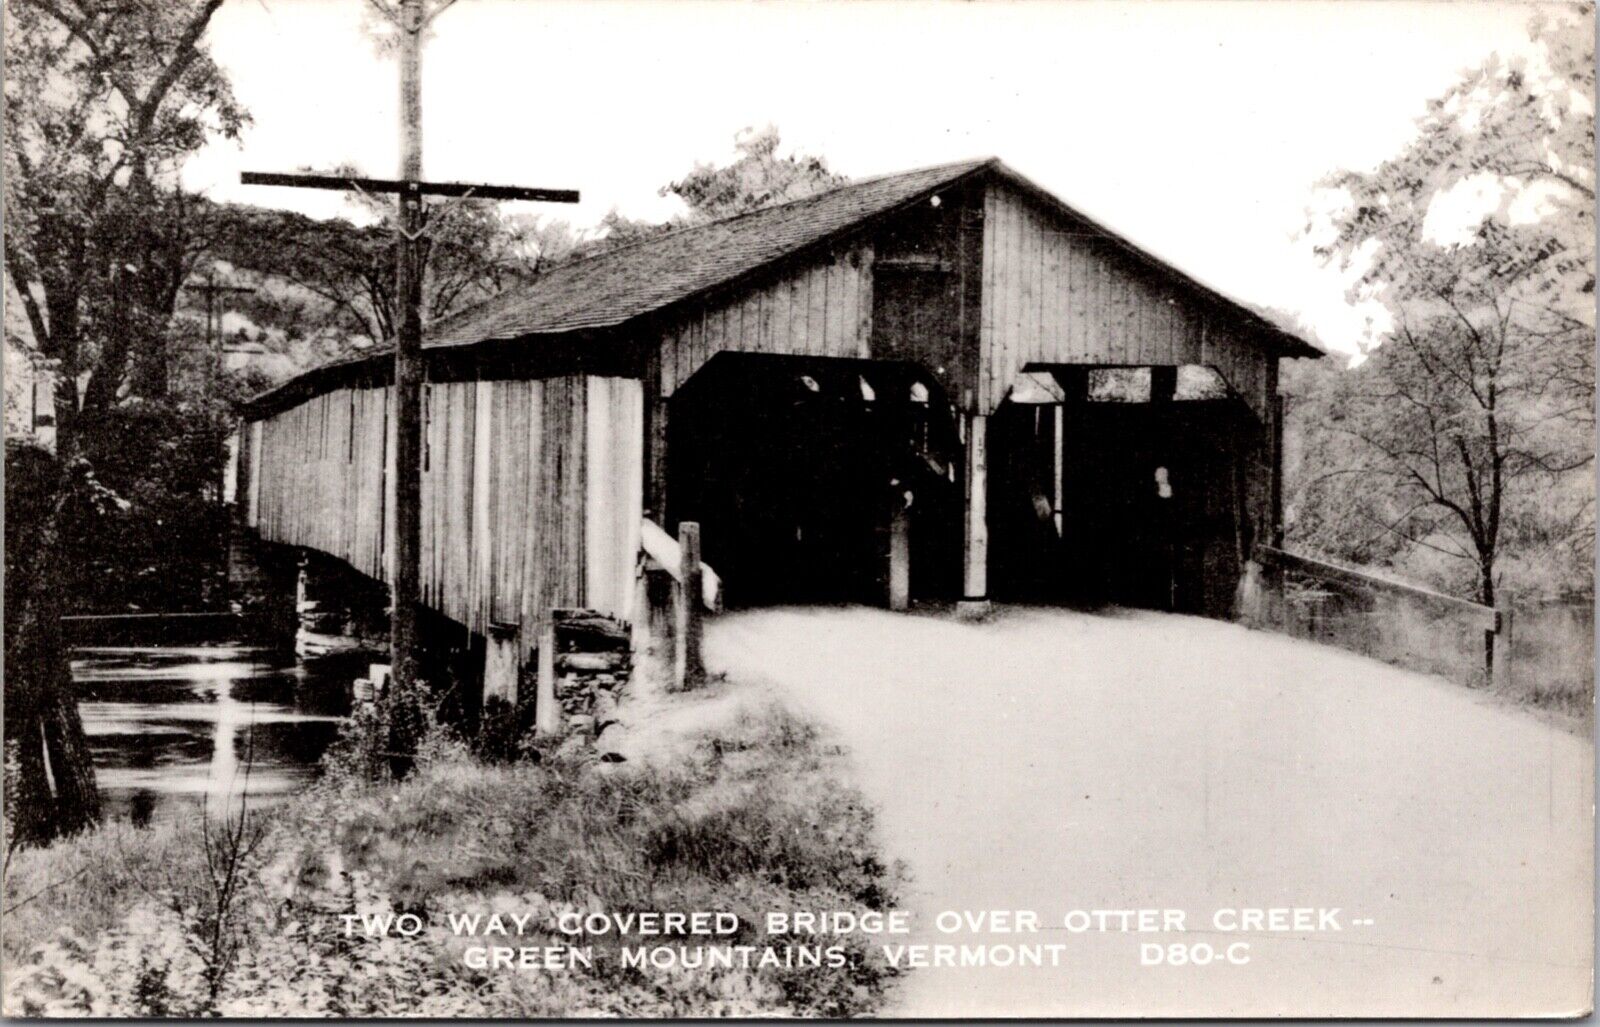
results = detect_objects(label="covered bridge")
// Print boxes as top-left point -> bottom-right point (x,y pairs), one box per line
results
238,157 -> 1321,680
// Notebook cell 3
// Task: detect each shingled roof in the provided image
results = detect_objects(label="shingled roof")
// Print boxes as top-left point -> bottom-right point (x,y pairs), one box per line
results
420,157 -> 994,349
247,157 -> 1321,412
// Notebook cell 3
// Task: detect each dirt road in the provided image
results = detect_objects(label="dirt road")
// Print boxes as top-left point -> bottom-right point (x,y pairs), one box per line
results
707,606 -> 1593,1017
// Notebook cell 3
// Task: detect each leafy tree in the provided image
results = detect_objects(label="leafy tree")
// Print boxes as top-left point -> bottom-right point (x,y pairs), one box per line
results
663,124 -> 847,222
209,195 -> 577,352
1300,10 -> 1594,612
3,0 -> 248,448
3,0 -> 247,846
582,126 -> 848,256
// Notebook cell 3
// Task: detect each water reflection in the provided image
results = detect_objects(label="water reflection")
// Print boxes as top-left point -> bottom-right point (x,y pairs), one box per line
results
74,646 -> 367,822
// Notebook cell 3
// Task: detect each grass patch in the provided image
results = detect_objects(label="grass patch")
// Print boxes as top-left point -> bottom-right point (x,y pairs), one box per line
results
3,695 -> 905,1017
1264,584 -> 1594,732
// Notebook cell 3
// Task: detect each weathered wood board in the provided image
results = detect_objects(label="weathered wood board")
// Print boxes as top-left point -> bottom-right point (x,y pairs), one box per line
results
247,374 -> 643,660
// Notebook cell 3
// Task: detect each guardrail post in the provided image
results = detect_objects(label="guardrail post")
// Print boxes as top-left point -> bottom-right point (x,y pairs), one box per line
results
675,521 -> 706,690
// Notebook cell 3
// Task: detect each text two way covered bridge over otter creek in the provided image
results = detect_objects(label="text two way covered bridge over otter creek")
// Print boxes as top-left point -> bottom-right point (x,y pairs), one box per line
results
236,157 -> 1322,699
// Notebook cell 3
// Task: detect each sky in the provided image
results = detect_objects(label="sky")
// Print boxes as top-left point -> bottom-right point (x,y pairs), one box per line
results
182,0 -> 1558,355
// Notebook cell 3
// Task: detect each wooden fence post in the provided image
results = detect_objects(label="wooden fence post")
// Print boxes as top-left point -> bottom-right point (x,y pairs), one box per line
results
535,618 -> 561,735
675,521 -> 706,689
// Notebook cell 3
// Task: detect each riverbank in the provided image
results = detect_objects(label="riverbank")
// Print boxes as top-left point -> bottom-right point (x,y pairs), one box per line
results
3,682 -> 905,1017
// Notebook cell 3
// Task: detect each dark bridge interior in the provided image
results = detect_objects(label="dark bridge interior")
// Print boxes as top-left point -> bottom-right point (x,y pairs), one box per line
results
667,353 -> 962,608
669,356 -> 1256,616
988,367 -> 1256,616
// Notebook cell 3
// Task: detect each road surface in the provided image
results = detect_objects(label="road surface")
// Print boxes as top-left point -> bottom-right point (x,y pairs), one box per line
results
707,605 -> 1593,1018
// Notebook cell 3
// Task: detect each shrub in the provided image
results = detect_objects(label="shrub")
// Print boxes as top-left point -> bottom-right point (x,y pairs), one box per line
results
4,696 -> 904,1017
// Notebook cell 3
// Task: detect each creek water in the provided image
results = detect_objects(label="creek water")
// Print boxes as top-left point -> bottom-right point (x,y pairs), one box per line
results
73,645 -> 368,823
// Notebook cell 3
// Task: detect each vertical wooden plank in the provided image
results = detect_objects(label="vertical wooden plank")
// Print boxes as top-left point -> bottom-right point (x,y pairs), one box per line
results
658,325 -> 677,398
1040,218 -> 1059,363
807,258 -> 829,356
620,378 -> 644,623
460,382 -> 477,626
565,377 -> 588,608
472,378 -> 493,631
757,280 -> 777,354
980,186 -> 997,361
962,412 -> 989,603
837,250 -> 859,357
1020,200 -> 1039,366
856,244 -> 875,353
771,270 -> 790,353
992,196 -> 1009,402
585,376 -> 613,618
1005,190 -> 1025,402
1095,244 -> 1113,362
978,187 -> 997,411
1008,190 -> 1025,382
788,270 -> 809,355
516,380 -> 545,659
694,308 -> 711,382
823,256 -> 845,356
495,380 -> 520,625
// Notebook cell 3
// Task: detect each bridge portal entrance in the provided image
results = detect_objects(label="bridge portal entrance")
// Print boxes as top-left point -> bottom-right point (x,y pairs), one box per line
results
666,353 -> 962,608
986,366 -> 1258,617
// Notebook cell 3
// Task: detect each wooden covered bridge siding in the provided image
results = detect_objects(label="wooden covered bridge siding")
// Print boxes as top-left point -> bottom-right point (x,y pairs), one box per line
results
246,375 -> 642,662
974,182 -> 1281,603
977,184 -> 1275,420
649,181 -> 1280,420
655,241 -> 876,398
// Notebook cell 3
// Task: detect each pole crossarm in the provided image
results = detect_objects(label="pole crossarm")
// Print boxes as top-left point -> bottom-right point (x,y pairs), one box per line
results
241,170 -> 579,204
183,281 -> 255,297
240,0 -> 583,754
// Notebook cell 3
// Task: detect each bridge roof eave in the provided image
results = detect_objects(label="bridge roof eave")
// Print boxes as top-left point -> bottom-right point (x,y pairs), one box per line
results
237,325 -> 642,421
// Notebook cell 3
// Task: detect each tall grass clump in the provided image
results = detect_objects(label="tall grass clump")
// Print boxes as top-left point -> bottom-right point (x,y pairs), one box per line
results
3,697 -> 905,1017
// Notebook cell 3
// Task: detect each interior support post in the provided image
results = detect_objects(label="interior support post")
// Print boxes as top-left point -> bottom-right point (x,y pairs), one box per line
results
959,411 -> 990,617
646,394 -> 670,528
888,494 -> 911,612
1052,404 -> 1065,538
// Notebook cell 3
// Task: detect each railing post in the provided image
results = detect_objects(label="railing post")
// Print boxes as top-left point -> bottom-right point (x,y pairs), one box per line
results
675,521 -> 706,690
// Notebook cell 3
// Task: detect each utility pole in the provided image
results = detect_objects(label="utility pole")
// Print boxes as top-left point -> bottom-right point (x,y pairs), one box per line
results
392,0 -> 427,702
243,0 -> 577,733
183,274 -> 255,383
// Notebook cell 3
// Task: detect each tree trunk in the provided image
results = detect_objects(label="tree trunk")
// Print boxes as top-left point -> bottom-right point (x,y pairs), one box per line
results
4,468 -> 101,848
1478,551 -> 1497,684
